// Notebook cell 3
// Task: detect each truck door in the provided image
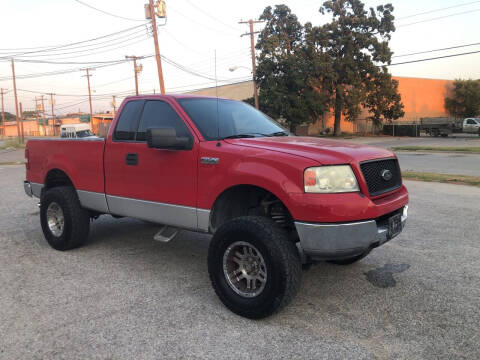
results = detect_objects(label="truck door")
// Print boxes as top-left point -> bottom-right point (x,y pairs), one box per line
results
464,119 -> 477,133
104,99 -> 199,230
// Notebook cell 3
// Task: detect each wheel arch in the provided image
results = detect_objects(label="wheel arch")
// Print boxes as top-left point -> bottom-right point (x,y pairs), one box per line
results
209,184 -> 295,233
43,168 -> 75,196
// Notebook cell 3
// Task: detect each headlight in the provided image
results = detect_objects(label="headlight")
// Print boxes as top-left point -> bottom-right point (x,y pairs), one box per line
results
304,165 -> 359,193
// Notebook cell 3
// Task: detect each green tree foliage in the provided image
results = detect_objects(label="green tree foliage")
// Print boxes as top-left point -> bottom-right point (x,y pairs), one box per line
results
22,110 -> 37,118
255,5 -> 330,132
445,79 -> 480,117
313,0 -> 404,135
0,111 -> 16,123
255,2 -> 404,135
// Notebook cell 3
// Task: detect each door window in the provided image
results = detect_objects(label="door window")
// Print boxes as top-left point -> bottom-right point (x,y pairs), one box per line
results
136,100 -> 191,141
114,100 -> 144,141
467,119 -> 476,125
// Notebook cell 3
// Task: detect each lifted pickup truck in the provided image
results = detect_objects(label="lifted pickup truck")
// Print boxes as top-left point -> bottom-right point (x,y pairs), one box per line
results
24,95 -> 408,319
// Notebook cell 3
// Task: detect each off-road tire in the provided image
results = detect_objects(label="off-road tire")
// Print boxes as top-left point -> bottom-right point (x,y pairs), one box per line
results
328,250 -> 371,265
40,186 -> 90,251
208,216 -> 301,319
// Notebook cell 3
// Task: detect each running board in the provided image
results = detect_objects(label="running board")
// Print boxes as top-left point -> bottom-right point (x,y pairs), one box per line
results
153,226 -> 179,243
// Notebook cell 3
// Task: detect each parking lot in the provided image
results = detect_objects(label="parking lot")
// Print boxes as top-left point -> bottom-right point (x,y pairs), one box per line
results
1,163 -> 479,359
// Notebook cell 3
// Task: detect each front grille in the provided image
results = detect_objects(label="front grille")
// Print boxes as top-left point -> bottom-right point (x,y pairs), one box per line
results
360,158 -> 402,197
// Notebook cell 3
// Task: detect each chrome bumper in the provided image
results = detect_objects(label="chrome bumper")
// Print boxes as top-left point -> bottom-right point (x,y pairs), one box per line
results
295,206 -> 408,261
24,181 -> 43,199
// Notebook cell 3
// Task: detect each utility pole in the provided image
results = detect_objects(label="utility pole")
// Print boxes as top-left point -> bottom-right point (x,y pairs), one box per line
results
111,95 -> 117,116
125,56 -> 144,95
19,102 -> 24,143
82,68 -> 94,124
38,95 -> 46,135
0,88 -> 6,137
148,0 -> 166,94
47,93 -> 56,136
11,59 -> 21,139
34,97 -> 40,135
239,19 -> 263,109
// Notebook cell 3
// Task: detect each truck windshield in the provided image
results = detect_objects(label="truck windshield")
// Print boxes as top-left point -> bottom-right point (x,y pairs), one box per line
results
177,98 -> 287,141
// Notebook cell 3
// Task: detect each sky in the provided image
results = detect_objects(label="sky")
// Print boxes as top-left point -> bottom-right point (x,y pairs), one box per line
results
0,0 -> 479,116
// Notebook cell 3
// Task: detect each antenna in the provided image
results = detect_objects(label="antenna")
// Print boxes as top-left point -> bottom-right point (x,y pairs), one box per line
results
215,49 -> 220,145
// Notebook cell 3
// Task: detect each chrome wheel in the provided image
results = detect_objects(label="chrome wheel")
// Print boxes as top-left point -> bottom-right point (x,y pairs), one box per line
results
223,241 -> 267,298
46,202 -> 65,237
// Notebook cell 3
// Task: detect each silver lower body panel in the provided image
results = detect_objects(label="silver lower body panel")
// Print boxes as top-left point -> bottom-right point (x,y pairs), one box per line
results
23,181 -> 210,232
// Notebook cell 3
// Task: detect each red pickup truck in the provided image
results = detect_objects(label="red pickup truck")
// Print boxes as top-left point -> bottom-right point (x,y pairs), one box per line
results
24,94 -> 408,319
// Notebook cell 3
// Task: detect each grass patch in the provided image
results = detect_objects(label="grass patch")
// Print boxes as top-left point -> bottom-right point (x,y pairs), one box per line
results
392,146 -> 480,154
0,139 -> 26,149
0,161 -> 25,166
402,171 -> 480,187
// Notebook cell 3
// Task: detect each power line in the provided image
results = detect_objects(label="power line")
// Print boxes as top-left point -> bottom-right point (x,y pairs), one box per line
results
397,0 -> 480,20
0,24 -> 146,58
73,0 -> 146,22
393,42 -> 480,58
397,8 -> 480,27
388,50 -> 480,66
183,0 -> 240,32
167,4 -> 237,36
5,30 -> 149,59
1,27 -> 148,58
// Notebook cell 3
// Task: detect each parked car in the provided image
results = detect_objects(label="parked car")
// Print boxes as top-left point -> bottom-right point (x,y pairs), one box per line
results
60,123 -> 95,138
24,95 -> 409,319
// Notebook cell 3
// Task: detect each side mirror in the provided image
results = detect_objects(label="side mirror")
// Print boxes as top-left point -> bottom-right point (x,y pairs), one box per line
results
146,127 -> 191,150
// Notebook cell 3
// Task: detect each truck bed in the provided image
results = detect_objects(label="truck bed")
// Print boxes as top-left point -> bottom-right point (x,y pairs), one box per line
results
26,138 -> 106,194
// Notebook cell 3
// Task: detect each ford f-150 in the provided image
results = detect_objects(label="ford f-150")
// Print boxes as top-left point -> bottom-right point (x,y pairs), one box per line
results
24,94 -> 408,318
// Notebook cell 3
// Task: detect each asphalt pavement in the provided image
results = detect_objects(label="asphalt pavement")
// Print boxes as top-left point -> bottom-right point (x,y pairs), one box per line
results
1,165 -> 479,359
396,151 -> 480,176
334,136 -> 480,177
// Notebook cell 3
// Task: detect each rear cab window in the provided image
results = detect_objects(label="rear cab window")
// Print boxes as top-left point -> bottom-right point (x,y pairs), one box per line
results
113,100 -> 145,141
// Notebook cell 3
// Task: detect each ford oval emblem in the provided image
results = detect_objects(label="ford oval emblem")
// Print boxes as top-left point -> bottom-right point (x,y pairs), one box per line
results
381,169 -> 393,181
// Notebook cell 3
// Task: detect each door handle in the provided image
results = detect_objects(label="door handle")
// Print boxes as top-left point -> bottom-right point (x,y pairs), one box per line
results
125,153 -> 138,166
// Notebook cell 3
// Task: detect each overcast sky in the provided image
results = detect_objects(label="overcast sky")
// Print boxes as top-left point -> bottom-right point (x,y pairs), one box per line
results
0,0 -> 479,115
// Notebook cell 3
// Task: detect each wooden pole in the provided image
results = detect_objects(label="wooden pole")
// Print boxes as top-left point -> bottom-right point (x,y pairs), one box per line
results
11,59 -> 21,140
149,0 -> 166,94
19,102 -> 24,143
0,88 -> 5,137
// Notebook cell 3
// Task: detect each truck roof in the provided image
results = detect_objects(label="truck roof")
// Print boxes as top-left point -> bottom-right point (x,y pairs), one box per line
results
122,94 -> 233,101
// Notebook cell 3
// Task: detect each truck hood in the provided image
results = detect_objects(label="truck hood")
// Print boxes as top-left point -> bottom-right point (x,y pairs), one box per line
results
225,136 -> 394,164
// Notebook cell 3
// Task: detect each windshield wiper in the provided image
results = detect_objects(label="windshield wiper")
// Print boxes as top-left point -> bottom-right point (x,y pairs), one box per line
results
222,133 -> 270,140
269,131 -> 289,136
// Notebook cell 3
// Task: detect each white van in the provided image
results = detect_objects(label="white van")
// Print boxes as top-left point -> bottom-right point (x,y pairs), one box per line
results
60,124 -> 95,138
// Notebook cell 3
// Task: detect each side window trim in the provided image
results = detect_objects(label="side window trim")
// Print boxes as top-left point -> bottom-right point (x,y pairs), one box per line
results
112,100 -> 146,142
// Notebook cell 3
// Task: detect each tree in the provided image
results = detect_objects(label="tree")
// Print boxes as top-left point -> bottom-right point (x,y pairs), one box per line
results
309,0 -> 404,135
0,111 -> 16,123
364,69 -> 404,126
445,79 -> 480,117
255,5 -> 330,132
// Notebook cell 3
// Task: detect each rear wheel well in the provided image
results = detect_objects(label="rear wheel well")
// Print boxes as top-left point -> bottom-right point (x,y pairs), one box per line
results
44,169 -> 74,194
210,185 -> 295,235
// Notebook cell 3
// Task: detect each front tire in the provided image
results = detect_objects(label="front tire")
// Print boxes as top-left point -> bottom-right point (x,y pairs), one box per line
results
40,186 -> 90,251
208,216 -> 301,319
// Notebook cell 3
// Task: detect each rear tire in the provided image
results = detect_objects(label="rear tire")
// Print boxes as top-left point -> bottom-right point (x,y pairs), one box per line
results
208,216 -> 301,319
40,186 -> 90,251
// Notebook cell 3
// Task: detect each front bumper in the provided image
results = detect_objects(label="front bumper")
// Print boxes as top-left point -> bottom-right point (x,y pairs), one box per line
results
295,205 -> 407,261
